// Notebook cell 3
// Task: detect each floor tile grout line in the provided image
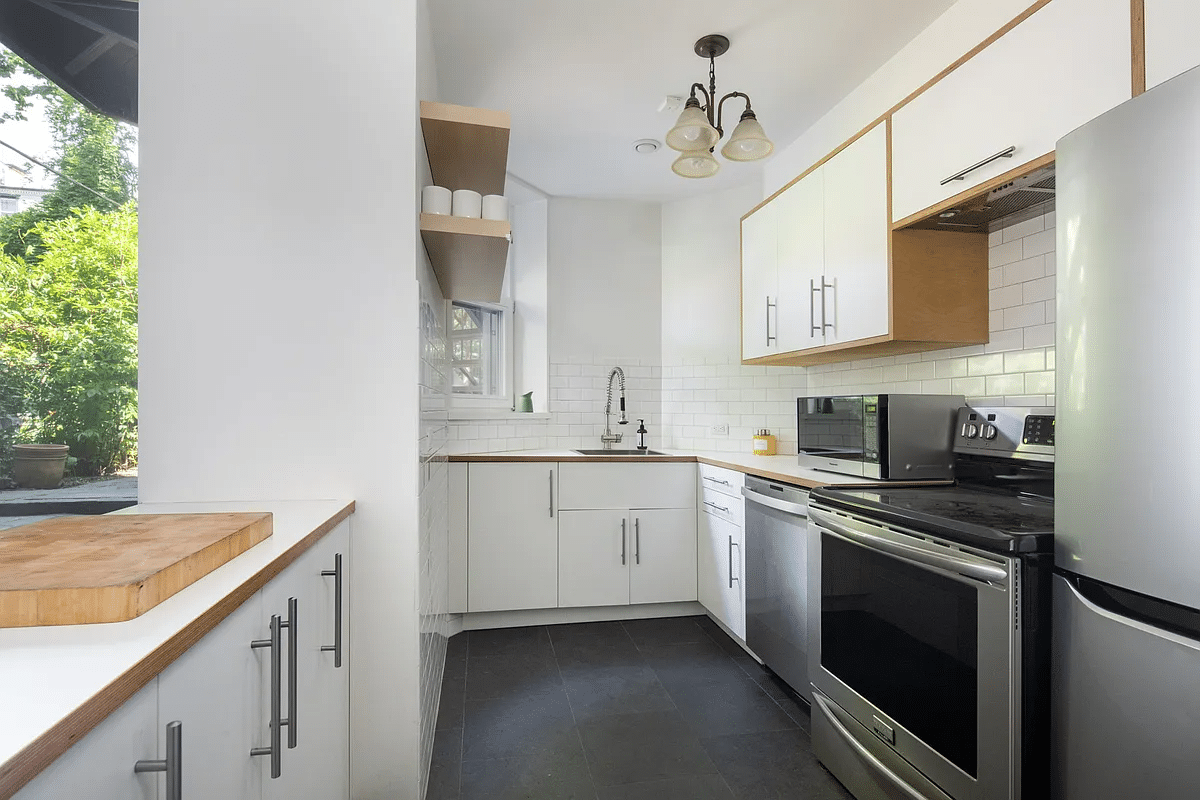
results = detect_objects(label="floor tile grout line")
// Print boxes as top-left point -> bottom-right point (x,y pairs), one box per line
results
549,627 -> 602,800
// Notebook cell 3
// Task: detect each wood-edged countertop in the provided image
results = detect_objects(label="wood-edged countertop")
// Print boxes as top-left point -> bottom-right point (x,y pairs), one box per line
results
449,449 -> 875,489
0,499 -> 355,800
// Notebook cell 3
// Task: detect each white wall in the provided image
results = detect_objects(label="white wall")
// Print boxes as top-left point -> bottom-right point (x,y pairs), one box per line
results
139,0 -> 427,796
764,0 -> 1034,197
511,198 -> 549,410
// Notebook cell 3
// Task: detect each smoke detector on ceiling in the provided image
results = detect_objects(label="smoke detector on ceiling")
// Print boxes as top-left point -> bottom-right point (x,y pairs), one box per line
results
633,139 -> 661,154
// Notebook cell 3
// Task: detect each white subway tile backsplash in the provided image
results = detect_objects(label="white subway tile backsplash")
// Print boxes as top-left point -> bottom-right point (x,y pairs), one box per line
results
1003,303 -> 1045,330
1002,214 -> 1045,243
1024,371 -> 1055,394
1004,350 -> 1045,374
990,284 -> 1023,310
933,358 -> 967,379
1022,276 -> 1055,304
986,373 -> 1025,395
985,329 -> 1025,354
1023,324 -> 1055,349
1003,255 -> 1046,287
1022,228 -> 1056,258
990,239 -> 1024,267
952,376 -> 987,396
968,353 -> 1005,376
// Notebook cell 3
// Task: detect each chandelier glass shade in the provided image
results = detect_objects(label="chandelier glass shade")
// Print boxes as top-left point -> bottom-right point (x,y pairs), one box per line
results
666,34 -> 773,178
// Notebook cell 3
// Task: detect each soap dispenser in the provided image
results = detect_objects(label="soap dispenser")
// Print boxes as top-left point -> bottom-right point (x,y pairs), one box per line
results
636,419 -> 648,451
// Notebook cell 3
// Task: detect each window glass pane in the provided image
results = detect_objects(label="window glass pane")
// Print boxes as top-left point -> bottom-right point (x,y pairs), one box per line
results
450,301 -> 503,397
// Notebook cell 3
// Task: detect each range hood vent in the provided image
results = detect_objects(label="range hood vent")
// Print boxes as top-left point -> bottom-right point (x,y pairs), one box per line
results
906,165 -> 1055,233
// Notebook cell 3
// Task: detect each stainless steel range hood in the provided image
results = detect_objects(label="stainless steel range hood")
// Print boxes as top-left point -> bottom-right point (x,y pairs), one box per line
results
904,164 -> 1055,232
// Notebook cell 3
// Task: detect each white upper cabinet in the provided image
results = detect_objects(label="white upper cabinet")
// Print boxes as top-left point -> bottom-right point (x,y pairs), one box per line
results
1144,0 -> 1200,90
821,124 -> 890,345
774,168 -> 825,352
741,201 -> 779,360
467,462 -> 559,612
891,0 -> 1132,223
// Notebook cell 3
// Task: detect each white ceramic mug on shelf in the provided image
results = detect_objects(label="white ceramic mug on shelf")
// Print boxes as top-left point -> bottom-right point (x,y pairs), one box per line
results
482,194 -> 508,222
451,189 -> 482,218
422,185 -> 452,215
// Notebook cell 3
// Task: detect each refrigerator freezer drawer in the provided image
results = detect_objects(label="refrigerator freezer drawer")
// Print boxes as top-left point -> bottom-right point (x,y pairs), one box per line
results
1052,573 -> 1200,799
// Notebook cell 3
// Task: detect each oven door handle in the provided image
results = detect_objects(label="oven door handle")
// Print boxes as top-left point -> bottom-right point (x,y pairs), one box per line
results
741,486 -> 808,517
811,693 -> 931,800
809,506 -> 1008,584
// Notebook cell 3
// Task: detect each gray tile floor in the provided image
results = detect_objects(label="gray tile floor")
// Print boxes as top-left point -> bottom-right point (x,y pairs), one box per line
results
430,615 -> 853,800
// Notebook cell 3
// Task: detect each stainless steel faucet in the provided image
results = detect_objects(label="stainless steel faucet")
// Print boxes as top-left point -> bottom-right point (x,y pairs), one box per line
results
601,367 -> 628,449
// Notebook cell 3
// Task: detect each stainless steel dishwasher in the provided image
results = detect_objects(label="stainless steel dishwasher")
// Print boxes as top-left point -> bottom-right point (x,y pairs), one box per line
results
741,475 -> 810,703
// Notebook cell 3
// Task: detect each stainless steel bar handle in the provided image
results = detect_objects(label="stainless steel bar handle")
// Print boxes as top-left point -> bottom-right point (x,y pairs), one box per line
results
811,693 -> 927,800
731,541 -> 740,585
728,535 -> 734,589
741,485 -> 809,517
810,279 -> 821,336
135,720 -> 182,800
820,278 -> 834,333
809,506 -> 1008,583
549,469 -> 554,517
284,597 -> 298,749
634,518 -> 640,565
250,615 -> 283,779
321,554 -> 343,668
620,519 -> 627,565
940,145 -> 1016,185
704,500 -> 730,514
765,297 -> 777,345
702,475 -> 731,486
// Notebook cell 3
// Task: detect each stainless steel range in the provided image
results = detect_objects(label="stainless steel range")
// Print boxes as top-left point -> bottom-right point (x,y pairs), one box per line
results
807,407 -> 1054,800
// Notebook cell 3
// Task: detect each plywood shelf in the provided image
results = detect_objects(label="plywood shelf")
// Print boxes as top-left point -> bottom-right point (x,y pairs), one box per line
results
419,101 -> 512,301
419,213 -> 511,302
420,100 -> 510,196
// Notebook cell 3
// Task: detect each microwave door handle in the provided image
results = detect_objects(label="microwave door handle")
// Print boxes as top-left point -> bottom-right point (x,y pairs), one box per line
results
809,506 -> 1008,584
741,486 -> 808,517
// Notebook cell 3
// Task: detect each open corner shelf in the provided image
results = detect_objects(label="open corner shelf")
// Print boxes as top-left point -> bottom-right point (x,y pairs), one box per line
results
419,101 -> 512,302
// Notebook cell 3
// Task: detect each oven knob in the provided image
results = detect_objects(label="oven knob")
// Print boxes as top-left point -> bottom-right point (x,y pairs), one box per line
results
965,424 -> 979,439
983,424 -> 998,440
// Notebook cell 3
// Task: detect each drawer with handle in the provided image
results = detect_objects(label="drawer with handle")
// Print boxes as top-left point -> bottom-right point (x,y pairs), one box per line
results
700,486 -> 744,527
698,463 -> 745,500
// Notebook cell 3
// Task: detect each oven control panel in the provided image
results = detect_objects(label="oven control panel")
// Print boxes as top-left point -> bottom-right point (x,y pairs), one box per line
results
954,406 -> 1055,461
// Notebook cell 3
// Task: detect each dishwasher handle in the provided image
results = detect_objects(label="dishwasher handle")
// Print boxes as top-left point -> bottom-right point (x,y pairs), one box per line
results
741,485 -> 808,518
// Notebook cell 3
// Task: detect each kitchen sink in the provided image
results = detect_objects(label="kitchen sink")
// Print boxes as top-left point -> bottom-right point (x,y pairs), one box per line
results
572,449 -> 672,456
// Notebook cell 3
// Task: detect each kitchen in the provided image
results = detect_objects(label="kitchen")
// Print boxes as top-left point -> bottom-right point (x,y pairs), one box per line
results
2,0 -> 1199,799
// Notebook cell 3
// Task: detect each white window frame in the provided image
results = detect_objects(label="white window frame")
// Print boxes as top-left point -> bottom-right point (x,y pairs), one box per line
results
448,298 -> 514,412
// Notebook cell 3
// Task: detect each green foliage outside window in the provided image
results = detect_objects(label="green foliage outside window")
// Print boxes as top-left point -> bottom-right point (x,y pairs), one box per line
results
0,206 -> 138,475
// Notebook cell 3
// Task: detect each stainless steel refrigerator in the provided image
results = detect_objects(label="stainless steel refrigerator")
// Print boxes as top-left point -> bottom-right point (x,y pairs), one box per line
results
1055,65 -> 1200,798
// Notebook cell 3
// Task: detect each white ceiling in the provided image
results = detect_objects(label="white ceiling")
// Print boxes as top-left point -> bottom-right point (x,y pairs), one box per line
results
428,0 -> 957,201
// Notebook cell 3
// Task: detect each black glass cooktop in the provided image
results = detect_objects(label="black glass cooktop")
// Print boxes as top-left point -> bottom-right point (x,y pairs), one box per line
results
811,484 -> 1054,554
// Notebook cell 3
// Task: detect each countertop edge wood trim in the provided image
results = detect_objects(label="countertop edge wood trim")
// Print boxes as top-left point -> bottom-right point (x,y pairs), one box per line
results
0,500 -> 355,800
694,456 -> 831,489
448,454 -> 696,463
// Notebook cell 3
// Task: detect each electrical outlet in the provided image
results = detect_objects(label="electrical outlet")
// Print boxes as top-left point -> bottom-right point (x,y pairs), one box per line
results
711,424 -> 729,436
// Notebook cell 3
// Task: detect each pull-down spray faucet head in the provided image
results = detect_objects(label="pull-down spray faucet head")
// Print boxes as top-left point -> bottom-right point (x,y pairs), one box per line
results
606,367 -> 628,424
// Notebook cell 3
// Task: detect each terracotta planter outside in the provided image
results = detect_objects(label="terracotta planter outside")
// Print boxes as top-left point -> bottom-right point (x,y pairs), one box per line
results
12,444 -> 70,489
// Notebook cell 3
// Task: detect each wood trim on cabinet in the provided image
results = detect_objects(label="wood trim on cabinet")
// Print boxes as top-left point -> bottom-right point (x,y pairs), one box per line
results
890,229 -> 989,343
885,117 -> 895,336
745,0 -> 1052,223
1131,0 -> 1146,96
0,502 -> 356,800
891,151 -> 1056,230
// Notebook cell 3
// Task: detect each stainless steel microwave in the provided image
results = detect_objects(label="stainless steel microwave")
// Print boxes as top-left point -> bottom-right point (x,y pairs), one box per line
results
797,394 -> 963,479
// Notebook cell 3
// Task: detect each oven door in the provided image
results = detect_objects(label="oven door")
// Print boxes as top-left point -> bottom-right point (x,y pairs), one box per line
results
807,503 -> 1019,800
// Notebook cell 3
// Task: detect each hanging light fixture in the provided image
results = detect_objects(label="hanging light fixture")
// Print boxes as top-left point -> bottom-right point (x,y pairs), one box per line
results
666,34 -> 774,178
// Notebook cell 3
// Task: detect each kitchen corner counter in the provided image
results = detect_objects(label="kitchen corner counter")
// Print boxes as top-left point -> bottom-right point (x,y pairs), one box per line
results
449,449 -> 874,489
0,498 -> 355,800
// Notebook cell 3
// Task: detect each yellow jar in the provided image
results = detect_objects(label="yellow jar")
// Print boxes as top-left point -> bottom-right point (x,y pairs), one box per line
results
753,429 -> 777,455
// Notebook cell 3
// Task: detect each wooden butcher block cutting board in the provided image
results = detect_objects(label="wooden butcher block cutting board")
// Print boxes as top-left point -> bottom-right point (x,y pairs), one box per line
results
0,512 -> 272,628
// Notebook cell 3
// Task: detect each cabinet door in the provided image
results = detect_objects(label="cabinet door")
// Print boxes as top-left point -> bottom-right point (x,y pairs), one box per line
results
14,683 -> 159,800
774,169 -> 825,352
823,124 -> 889,345
467,463 -> 559,611
741,202 -> 778,360
258,527 -> 350,800
1145,0 -> 1200,90
891,0 -> 1131,222
557,462 -> 696,511
698,510 -> 736,633
157,591 -> 263,800
558,510 -> 630,608
629,509 -> 697,605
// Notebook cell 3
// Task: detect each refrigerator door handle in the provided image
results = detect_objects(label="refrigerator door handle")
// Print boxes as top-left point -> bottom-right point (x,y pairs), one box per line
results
1062,576 -> 1200,651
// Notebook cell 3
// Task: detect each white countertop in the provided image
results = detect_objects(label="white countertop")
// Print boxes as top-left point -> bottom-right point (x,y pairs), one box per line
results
0,499 -> 354,788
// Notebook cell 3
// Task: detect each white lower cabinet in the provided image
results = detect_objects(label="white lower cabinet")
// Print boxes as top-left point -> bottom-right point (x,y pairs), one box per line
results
15,523 -> 351,800
158,591 -> 263,800
466,462 -> 559,612
558,508 -> 696,608
14,682 -> 160,800
698,511 -> 745,640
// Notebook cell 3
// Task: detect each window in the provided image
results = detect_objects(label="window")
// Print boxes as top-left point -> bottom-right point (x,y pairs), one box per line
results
449,299 -> 511,404
0,196 -> 18,215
